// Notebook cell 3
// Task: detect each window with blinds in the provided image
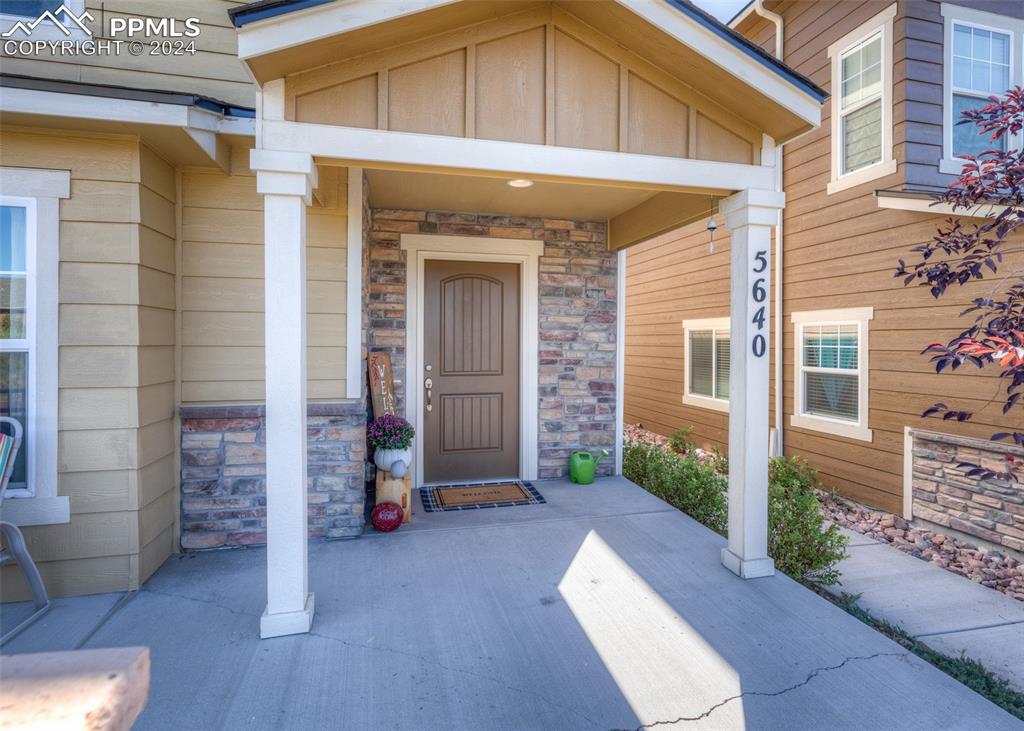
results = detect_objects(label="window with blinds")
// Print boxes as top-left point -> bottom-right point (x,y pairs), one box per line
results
839,33 -> 883,175
801,324 -> 859,422
685,322 -> 729,408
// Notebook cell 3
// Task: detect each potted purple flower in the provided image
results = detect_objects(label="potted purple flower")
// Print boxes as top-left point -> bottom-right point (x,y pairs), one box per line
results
367,414 -> 415,472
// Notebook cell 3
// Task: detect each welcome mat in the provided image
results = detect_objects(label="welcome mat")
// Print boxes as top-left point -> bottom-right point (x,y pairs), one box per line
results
420,481 -> 545,512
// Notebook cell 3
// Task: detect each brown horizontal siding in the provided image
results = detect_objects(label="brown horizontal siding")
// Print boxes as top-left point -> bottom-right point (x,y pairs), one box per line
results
624,0 -> 1021,515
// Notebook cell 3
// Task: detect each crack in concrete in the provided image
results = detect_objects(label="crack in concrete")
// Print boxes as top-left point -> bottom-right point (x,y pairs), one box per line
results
139,586 -> 262,619
134,584 -> 602,728
613,651 -> 909,730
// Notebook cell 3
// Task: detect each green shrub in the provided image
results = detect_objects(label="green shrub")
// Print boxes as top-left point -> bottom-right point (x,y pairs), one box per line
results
669,426 -> 695,455
623,440 -> 727,534
768,457 -> 847,586
623,440 -> 848,586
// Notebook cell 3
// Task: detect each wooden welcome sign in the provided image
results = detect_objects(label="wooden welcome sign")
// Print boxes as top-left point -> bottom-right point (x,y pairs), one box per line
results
367,351 -> 397,418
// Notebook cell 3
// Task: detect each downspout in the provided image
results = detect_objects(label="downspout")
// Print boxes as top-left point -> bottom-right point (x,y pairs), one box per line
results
752,0 -> 786,457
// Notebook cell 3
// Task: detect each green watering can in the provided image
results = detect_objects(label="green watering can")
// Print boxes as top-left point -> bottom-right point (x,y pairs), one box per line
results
569,449 -> 609,485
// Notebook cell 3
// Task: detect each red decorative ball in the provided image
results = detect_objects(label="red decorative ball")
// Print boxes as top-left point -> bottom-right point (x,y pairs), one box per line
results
371,502 -> 404,532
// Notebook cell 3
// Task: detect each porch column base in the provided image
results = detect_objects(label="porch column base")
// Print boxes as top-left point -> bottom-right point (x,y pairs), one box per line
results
260,593 -> 315,639
721,549 -> 775,579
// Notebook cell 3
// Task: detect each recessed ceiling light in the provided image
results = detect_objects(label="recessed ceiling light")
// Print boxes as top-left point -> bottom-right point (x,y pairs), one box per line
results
507,178 -> 534,188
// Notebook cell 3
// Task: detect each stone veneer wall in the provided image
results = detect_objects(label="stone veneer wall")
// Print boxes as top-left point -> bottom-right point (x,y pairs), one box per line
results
911,429 -> 1024,554
179,402 -> 366,549
368,209 -> 617,479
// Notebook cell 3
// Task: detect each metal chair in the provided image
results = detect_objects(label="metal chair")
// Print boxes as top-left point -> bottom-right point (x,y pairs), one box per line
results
0,415 -> 51,645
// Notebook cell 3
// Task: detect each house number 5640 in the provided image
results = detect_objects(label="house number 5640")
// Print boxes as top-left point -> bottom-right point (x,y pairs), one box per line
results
751,250 -> 768,358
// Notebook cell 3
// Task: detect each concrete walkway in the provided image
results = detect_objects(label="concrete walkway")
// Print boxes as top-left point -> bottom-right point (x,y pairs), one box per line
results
3,477 -> 1021,730
827,526 -> 1024,692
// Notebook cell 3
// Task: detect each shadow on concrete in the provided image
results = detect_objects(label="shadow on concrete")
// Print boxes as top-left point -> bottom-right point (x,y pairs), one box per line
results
3,477 -> 1019,730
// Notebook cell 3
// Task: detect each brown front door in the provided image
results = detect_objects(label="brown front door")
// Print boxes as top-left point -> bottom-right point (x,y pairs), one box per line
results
423,260 -> 520,483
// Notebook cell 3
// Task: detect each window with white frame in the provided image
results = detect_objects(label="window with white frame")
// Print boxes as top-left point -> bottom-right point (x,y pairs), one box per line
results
827,4 -> 896,194
683,318 -> 730,412
0,168 -> 68,527
941,4 -> 1024,174
0,203 -> 32,494
0,1 -> 90,41
791,308 -> 873,442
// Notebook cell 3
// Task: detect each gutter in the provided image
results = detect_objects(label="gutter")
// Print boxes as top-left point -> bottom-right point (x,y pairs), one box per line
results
228,0 -> 334,27
0,74 -> 256,119
665,0 -> 824,103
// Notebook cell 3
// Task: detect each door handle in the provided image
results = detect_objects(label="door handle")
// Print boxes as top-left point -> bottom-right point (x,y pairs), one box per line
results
424,377 -> 433,412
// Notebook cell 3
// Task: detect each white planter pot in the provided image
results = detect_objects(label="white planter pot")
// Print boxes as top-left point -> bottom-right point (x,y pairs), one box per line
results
374,447 -> 411,473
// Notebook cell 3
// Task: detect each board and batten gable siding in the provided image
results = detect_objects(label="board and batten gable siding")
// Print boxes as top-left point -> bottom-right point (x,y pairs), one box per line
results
0,1 -> 254,108
180,152 -> 349,403
900,0 -> 1024,189
0,129 -> 177,599
283,5 -> 760,165
625,0 -> 1022,515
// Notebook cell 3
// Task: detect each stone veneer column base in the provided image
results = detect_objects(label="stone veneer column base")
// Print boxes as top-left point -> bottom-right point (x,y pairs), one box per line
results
179,401 -> 367,549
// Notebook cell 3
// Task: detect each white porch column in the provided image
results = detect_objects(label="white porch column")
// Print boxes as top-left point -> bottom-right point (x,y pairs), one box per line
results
719,188 -> 785,579
251,149 -> 318,638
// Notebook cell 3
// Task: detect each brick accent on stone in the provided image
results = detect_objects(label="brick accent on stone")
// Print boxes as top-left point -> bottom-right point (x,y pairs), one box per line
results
368,208 -> 617,480
179,402 -> 366,549
911,430 -> 1024,554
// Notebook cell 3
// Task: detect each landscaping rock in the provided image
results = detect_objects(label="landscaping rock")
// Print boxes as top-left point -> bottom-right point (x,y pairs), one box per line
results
626,423 -> 1024,604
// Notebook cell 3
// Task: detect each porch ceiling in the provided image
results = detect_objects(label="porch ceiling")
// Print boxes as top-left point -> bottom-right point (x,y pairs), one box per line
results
364,167 -> 715,249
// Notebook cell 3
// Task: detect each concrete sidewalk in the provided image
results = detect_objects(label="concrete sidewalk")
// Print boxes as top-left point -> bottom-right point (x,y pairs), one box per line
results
826,526 -> 1024,692
4,478 -> 1021,730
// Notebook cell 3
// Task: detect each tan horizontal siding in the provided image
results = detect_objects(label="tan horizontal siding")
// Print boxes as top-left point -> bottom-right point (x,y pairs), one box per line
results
0,130 -> 177,599
179,155 -> 348,404
0,1 -> 254,108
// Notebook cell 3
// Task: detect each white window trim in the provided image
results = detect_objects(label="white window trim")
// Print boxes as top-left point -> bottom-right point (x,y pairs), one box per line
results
0,1 -> 89,42
939,3 -> 1024,175
790,307 -> 873,443
0,168 -> 69,527
682,317 -> 730,414
826,4 -> 897,194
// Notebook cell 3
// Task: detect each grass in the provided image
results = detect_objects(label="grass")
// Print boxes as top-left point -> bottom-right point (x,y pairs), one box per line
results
827,591 -> 1024,720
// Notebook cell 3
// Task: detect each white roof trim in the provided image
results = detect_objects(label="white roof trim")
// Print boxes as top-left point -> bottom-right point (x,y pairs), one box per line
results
614,0 -> 820,128
0,86 -> 254,166
874,191 -> 998,218
236,0 -> 457,60
236,0 -> 821,130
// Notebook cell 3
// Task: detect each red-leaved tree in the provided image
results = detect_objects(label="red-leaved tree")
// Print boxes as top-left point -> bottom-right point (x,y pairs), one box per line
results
895,87 -> 1024,482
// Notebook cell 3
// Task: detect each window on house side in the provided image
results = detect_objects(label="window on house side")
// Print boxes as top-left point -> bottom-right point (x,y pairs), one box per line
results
683,319 -> 730,412
790,308 -> 873,443
0,204 -> 31,493
840,33 -> 883,174
940,5 -> 1024,174
826,4 -> 896,194
951,23 -> 1010,157
2,2 -> 62,17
